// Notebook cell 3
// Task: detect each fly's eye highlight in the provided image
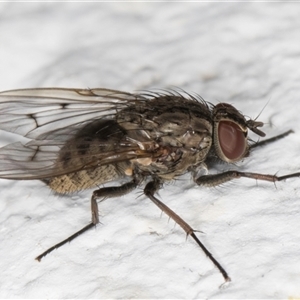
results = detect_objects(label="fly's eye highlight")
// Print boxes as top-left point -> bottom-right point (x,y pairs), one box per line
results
217,120 -> 247,162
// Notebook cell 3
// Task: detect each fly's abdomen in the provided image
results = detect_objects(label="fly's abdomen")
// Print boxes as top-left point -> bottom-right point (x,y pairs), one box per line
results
47,164 -> 122,193
46,119 -> 130,193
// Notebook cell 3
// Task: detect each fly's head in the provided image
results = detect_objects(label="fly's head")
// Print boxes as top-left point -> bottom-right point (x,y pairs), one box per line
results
213,103 -> 265,163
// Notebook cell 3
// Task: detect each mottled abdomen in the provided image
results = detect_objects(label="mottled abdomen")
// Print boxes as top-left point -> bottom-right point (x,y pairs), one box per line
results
46,119 -> 129,193
47,164 -> 122,193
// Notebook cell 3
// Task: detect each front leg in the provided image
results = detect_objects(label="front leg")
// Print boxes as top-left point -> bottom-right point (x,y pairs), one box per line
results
195,170 -> 300,187
250,129 -> 294,150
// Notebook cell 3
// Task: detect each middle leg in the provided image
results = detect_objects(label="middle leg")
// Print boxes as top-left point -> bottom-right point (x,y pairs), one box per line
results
144,179 -> 231,282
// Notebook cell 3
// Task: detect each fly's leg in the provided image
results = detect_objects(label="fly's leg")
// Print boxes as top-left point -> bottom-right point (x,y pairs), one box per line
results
144,179 -> 231,282
35,223 -> 96,262
250,129 -> 293,150
195,170 -> 300,187
36,178 -> 139,261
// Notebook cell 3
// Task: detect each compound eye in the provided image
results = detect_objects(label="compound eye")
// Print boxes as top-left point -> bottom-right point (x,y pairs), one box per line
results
218,120 -> 247,161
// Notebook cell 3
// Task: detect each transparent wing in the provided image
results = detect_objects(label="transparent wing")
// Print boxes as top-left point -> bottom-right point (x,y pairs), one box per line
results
0,88 -> 151,180
0,140 -> 150,180
0,88 -> 146,140
0,141 -> 59,179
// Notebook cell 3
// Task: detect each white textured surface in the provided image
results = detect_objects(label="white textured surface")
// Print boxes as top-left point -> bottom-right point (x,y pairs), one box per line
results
1,3 -> 300,299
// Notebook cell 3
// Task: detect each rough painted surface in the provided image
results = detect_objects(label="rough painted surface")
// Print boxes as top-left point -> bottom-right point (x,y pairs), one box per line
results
0,3 -> 300,298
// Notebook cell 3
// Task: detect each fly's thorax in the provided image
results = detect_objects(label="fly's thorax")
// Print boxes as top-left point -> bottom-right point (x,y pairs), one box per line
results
120,97 -> 214,180
152,121 -> 213,178
116,95 -> 212,131
129,135 -> 212,180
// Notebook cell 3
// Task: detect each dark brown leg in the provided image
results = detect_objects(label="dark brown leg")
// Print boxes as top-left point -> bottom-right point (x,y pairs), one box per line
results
144,179 -> 231,282
250,129 -> 293,150
195,170 -> 300,187
36,179 -> 139,261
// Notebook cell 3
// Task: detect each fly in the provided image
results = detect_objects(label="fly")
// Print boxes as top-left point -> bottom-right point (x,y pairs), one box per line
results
0,87 -> 299,283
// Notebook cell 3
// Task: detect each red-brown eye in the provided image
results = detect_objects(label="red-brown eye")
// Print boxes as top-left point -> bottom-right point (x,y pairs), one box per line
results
218,120 -> 247,161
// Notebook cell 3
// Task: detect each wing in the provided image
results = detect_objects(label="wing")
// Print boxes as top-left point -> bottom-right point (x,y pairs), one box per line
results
0,88 -> 152,180
0,88 -> 147,139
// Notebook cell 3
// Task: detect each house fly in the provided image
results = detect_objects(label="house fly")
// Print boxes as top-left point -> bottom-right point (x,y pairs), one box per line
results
0,87 -> 299,282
